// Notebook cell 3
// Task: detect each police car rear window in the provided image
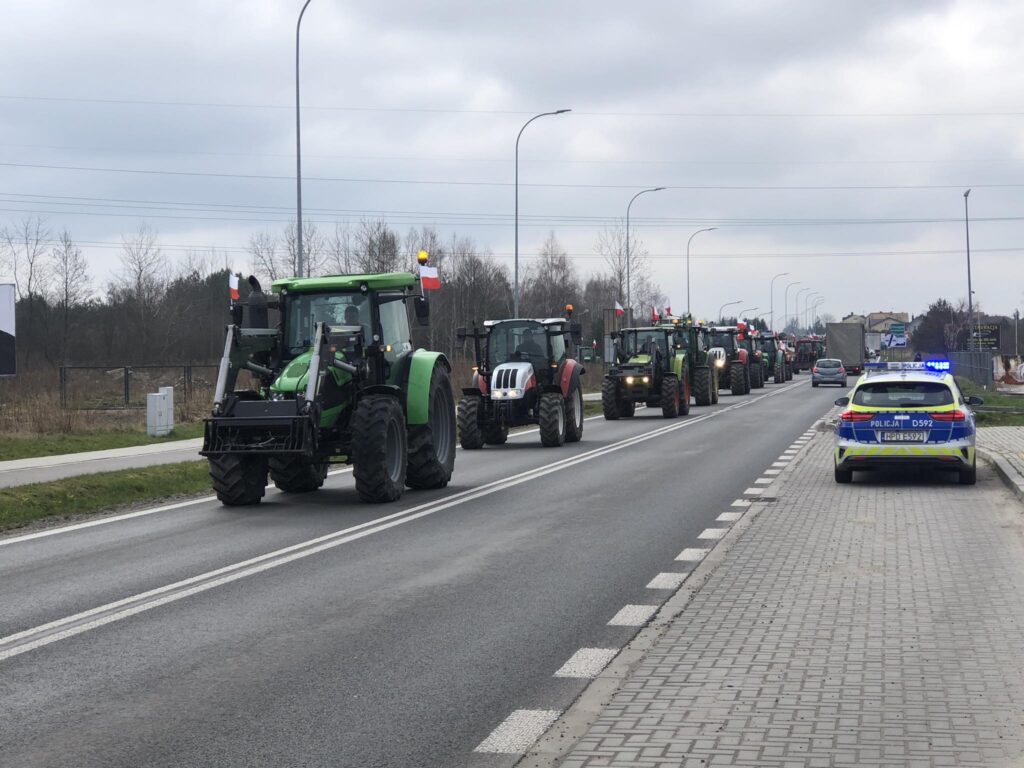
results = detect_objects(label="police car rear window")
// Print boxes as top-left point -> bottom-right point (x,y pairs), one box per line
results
852,381 -> 953,408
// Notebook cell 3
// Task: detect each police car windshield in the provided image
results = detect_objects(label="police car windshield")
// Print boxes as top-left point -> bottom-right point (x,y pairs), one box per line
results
852,381 -> 953,408
488,321 -> 548,365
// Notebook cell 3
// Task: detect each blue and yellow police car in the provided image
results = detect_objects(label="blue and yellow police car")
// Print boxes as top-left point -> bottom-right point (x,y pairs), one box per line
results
833,361 -> 984,485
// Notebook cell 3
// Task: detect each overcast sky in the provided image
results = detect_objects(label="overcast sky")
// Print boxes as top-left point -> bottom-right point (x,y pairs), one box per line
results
3,0 -> 1024,323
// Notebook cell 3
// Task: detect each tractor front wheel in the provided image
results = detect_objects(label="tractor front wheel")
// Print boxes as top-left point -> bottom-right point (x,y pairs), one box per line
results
680,374 -> 691,415
407,364 -> 457,490
539,392 -> 567,446
483,423 -> 508,445
457,395 -> 485,449
730,365 -> 745,396
269,457 -> 327,493
601,377 -> 621,420
565,383 -> 584,443
351,395 -> 407,503
692,367 -> 712,406
751,362 -> 764,389
661,375 -> 680,418
209,454 -> 267,506
774,360 -> 784,385
711,369 -> 720,403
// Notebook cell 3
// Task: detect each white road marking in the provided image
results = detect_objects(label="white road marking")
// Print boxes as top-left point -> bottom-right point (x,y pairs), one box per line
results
607,604 -> 660,626
764,469 -> 782,475
730,499 -> 752,508
716,512 -> 742,522
646,571 -> 689,590
754,478 -> 772,485
698,528 -> 727,540
743,487 -> 765,495
474,709 -> 562,754
675,547 -> 710,561
771,461 -> 788,467
553,647 -> 619,678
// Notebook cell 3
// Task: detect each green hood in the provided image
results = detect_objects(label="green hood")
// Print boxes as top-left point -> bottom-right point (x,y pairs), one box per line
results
271,350 -> 352,394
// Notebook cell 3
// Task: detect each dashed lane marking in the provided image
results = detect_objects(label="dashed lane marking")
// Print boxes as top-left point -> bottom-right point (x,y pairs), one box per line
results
553,647 -> 619,678
764,469 -> 782,475
743,487 -> 765,495
675,547 -> 710,561
698,528 -> 727,540
474,709 -> 562,754
607,604 -> 660,626
716,512 -> 743,522
731,499 -> 752,508
754,478 -> 772,485
646,572 -> 689,590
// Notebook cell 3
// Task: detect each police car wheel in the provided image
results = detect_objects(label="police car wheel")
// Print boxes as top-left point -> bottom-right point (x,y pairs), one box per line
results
834,464 -> 852,484
959,461 -> 977,485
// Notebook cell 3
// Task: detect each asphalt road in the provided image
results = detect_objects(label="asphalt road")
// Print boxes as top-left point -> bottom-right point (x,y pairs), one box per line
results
0,376 -> 839,767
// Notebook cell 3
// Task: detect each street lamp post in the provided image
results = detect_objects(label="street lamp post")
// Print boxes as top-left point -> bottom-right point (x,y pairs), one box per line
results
811,297 -> 825,332
685,227 -> 716,315
1015,309 -> 1020,360
783,281 -> 801,334
718,300 -> 742,323
295,0 -> 313,279
739,307 -> 759,321
626,187 -> 666,320
963,188 -> 977,349
794,287 -> 811,331
514,109 -> 571,317
769,272 -> 790,331
803,292 -> 819,332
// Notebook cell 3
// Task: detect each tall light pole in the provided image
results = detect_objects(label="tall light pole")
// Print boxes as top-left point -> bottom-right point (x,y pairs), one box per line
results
768,272 -> 789,331
718,300 -> 742,323
810,297 -> 825,331
964,188 -> 976,349
803,291 -> 819,332
783,281 -> 801,334
626,187 -> 665,319
295,0 -> 313,279
514,109 -> 571,317
685,227 -> 716,315
739,306 -> 759,320
1015,309 -> 1020,360
794,287 -> 811,331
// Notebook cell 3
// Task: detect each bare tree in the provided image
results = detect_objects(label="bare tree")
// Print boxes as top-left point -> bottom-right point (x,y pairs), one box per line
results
594,223 -> 650,311
49,230 -> 90,363
282,221 -> 325,277
354,219 -> 401,273
1,215 -> 51,301
248,231 -> 280,281
521,232 -> 580,318
326,223 -> 355,275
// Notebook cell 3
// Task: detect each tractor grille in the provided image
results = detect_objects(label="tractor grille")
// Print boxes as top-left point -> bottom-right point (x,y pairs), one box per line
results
495,367 -> 518,389
201,414 -> 314,455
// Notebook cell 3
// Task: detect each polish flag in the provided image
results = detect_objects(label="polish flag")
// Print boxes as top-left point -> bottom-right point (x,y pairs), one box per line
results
651,306 -> 659,323
419,264 -> 441,290
229,273 -> 240,301
614,301 -> 625,317
664,305 -> 672,317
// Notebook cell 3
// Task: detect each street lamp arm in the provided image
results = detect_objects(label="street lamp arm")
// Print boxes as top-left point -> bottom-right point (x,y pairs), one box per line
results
624,186 -> 666,316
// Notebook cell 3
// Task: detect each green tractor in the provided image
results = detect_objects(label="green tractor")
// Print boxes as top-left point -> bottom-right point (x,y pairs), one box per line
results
200,272 -> 456,506
602,326 -> 690,419
659,317 -> 720,406
757,331 -> 788,385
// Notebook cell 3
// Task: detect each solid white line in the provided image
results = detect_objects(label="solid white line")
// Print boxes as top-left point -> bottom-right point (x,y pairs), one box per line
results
716,512 -> 742,522
698,528 -> 727,540
743,487 -> 765,495
474,709 -> 562,753
646,572 -> 689,590
553,647 -> 619,678
607,604 -> 659,626
675,547 -> 710,561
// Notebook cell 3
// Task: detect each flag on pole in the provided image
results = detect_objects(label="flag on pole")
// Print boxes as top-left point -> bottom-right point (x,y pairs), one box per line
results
614,301 -> 624,317
419,264 -> 441,291
229,273 -> 240,302
664,305 -> 672,317
651,306 -> 659,323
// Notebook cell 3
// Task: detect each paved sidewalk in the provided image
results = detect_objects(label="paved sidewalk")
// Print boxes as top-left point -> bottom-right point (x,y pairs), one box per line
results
553,431 -> 1024,767
977,427 -> 1024,499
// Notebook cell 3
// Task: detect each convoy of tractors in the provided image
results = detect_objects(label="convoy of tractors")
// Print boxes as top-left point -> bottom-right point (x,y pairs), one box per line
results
201,268 -> 810,507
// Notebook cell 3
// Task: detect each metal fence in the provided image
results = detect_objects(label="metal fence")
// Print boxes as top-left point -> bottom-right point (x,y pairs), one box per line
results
948,350 -> 994,389
59,364 -> 218,409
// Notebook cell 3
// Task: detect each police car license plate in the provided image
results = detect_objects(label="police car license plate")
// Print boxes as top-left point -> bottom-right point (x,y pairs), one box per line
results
881,431 -> 927,443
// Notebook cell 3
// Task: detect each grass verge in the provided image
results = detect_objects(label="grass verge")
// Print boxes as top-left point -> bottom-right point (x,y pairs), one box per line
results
0,422 -> 206,463
957,378 -> 1024,427
0,461 -> 210,533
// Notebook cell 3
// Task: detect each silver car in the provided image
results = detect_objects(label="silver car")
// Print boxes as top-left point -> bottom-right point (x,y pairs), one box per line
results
811,358 -> 847,387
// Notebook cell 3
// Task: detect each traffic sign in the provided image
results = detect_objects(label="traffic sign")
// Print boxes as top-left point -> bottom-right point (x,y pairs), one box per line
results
890,322 -> 905,335
883,333 -> 908,348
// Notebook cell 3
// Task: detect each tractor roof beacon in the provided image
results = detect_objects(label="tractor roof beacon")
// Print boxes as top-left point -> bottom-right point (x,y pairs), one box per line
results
456,306 -> 585,448
200,268 -> 456,506
602,324 -> 690,420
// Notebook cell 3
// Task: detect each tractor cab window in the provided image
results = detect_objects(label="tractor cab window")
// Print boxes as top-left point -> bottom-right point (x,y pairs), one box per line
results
285,292 -> 370,353
710,331 -> 735,351
378,298 -> 412,365
622,330 -> 669,358
488,321 -> 549,367
674,330 -> 691,352
549,328 -> 567,362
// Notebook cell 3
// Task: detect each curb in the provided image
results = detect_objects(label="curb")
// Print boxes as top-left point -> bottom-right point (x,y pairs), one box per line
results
977,446 -> 1024,504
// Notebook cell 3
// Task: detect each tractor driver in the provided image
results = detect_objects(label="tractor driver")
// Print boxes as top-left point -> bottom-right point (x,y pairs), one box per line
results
343,305 -> 361,327
516,329 -> 545,359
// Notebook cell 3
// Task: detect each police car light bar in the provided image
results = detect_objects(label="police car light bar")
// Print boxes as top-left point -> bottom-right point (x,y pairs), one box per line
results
863,360 -> 951,373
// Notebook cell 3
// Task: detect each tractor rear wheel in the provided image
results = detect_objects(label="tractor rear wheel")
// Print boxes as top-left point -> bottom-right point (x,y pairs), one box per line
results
751,362 -> 764,389
539,391 -> 567,446
483,423 -> 508,445
661,375 -> 680,418
680,374 -> 691,415
457,395 -> 485,449
774,360 -> 784,384
406,364 -> 457,490
269,457 -> 327,493
692,367 -> 712,406
209,454 -> 267,506
565,382 -> 584,443
601,377 -> 621,420
730,364 -> 745,395
711,370 -> 720,403
351,395 -> 407,503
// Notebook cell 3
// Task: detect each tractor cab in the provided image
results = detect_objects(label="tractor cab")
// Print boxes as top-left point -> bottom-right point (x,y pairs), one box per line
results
601,326 -> 689,420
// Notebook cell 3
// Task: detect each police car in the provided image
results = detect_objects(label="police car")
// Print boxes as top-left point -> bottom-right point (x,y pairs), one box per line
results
833,361 -> 984,485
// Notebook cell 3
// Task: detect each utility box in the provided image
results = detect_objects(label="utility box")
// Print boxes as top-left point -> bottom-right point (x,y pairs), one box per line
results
147,386 -> 175,437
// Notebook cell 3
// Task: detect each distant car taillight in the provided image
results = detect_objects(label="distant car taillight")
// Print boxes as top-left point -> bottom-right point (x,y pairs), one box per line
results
838,368 -> 845,375
812,367 -> 819,374
841,410 -> 874,422
930,410 -> 966,422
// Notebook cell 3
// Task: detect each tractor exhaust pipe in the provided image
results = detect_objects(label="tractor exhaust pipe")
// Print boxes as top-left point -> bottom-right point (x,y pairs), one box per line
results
213,325 -> 235,412
304,321 -> 325,406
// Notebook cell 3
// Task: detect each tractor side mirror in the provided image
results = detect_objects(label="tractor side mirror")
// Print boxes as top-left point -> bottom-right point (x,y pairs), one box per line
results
414,295 -> 430,326
456,327 -> 467,341
835,396 -> 850,406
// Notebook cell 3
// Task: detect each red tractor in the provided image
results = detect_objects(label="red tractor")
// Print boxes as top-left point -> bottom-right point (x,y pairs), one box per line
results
708,325 -> 751,395
456,308 -> 585,448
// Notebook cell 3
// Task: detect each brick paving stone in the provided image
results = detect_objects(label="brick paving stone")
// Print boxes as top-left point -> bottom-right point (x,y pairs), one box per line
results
557,430 -> 1024,767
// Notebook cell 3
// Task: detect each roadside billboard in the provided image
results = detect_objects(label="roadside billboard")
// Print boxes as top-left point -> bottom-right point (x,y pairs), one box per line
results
966,323 -> 1000,351
0,283 -> 14,376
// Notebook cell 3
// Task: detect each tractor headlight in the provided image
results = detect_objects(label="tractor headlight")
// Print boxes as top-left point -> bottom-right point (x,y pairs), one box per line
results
491,390 -> 504,399
642,376 -> 650,384
715,359 -> 725,368
625,376 -> 635,385
508,389 -> 522,399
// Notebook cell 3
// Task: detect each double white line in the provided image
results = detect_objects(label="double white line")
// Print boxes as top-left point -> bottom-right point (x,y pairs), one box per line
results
0,381 -> 801,663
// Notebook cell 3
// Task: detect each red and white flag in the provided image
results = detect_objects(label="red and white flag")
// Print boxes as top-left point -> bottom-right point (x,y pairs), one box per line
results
419,264 -> 441,291
229,273 -> 240,301
664,305 -> 672,317
651,306 -> 659,323
614,301 -> 625,317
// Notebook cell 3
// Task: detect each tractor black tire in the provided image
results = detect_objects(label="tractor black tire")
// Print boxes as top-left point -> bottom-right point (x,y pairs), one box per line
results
661,375 -> 680,418
692,367 -> 712,406
601,377 -> 621,420
564,381 -> 585,443
730,364 -> 745,396
744,364 -> 753,394
785,362 -> 793,381
406,364 -> 457,490
269,457 -> 327,493
711,370 -> 720,404
774,362 -> 785,385
457,395 -> 485,449
750,362 -> 764,389
539,391 -> 567,447
351,395 -> 407,503
483,423 -> 508,445
680,375 -> 691,415
209,454 -> 267,506
622,399 -> 636,417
